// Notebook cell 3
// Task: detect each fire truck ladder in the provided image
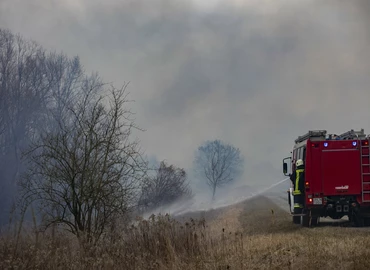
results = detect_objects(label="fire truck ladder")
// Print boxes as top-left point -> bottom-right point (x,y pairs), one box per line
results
360,136 -> 370,202
336,129 -> 370,202
295,130 -> 327,144
337,129 -> 366,140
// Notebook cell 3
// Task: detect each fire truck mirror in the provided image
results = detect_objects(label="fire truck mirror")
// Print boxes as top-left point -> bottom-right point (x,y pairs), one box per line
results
283,162 -> 288,174
283,157 -> 291,176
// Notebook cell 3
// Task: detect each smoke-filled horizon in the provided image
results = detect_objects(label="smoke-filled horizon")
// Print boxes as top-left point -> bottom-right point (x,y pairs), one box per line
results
1,0 -> 370,191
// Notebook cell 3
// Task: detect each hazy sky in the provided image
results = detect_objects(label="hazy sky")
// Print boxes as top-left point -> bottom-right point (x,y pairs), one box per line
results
1,0 -> 370,188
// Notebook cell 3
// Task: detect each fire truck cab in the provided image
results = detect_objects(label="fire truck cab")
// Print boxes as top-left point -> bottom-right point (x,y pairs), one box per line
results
283,129 -> 370,227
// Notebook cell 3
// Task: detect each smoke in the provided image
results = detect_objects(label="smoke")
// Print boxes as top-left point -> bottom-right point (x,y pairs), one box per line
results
1,0 -> 370,220
142,177 -> 290,218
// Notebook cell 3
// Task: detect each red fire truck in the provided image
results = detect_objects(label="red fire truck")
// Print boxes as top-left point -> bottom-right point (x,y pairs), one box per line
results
283,129 -> 370,227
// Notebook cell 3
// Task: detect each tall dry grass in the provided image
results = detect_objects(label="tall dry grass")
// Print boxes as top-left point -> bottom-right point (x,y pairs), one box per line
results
2,197 -> 370,269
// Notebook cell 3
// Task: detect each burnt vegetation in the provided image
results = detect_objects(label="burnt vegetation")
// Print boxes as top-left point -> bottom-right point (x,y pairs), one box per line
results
139,161 -> 192,212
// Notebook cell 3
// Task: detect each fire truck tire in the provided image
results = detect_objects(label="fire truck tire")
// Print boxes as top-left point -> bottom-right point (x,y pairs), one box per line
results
353,215 -> 364,227
293,208 -> 302,224
301,216 -> 318,227
293,216 -> 300,224
300,211 -> 318,227
311,216 -> 319,226
301,214 -> 310,227
364,218 -> 370,226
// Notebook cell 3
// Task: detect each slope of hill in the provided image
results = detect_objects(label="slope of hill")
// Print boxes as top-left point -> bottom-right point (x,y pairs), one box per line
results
2,193 -> 370,269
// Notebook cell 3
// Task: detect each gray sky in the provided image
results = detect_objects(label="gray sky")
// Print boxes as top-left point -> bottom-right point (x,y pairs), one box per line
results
1,0 -> 370,188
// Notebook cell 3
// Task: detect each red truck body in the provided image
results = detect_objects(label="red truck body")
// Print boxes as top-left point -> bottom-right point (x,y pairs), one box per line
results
283,129 -> 370,227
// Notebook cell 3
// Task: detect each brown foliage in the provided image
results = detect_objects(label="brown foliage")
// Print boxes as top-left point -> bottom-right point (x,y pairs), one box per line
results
139,161 -> 192,212
2,197 -> 370,269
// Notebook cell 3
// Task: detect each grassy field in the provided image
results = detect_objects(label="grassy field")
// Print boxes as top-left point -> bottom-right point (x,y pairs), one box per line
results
1,196 -> 370,269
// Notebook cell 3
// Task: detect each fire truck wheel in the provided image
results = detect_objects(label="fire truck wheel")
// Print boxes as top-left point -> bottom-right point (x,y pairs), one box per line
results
364,218 -> 370,226
293,216 -> 300,224
301,214 -> 310,227
311,216 -> 319,226
293,208 -> 302,224
301,216 -> 318,227
300,211 -> 318,227
353,215 -> 364,227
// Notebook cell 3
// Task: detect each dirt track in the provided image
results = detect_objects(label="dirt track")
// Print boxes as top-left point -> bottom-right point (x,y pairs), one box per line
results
176,194 -> 358,234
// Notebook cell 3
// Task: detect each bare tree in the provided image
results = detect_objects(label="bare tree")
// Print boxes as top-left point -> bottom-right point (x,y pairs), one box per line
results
0,28 -> 90,225
43,52 -> 84,132
0,28 -> 51,224
139,161 -> 191,211
194,140 -> 243,199
20,83 -> 147,245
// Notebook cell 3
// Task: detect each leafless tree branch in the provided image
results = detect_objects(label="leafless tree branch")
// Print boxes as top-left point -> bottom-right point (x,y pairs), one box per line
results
19,82 -> 147,245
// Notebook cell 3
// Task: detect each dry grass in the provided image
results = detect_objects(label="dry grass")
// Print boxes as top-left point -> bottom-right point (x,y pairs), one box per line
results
2,196 -> 370,269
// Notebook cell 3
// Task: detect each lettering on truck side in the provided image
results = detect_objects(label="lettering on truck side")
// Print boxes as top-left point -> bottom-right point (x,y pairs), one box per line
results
335,185 -> 349,190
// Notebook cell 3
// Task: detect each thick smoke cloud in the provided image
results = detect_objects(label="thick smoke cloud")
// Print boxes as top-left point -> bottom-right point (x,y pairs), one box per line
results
1,0 -> 370,191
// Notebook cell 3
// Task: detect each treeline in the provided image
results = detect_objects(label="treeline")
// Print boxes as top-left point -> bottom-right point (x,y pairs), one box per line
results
0,28 -> 243,245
